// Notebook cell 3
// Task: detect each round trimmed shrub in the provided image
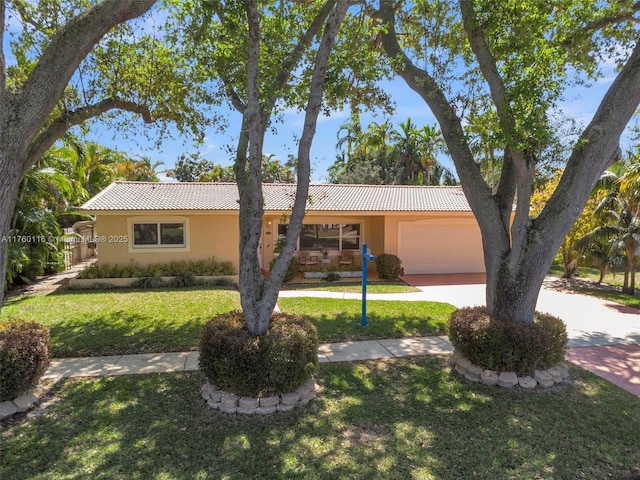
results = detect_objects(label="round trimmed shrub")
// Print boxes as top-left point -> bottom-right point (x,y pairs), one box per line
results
448,307 -> 567,375
0,320 -> 51,401
375,253 -> 402,280
199,311 -> 318,397
269,256 -> 300,282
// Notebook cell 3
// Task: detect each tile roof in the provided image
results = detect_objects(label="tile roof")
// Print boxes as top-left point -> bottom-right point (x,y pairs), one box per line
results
80,181 -> 473,213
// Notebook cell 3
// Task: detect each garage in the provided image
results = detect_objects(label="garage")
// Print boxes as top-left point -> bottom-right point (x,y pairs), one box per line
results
397,218 -> 485,274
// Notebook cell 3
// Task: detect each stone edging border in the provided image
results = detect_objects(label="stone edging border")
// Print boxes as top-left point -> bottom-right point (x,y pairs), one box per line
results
0,389 -> 42,420
201,378 -> 316,414
449,351 -> 571,389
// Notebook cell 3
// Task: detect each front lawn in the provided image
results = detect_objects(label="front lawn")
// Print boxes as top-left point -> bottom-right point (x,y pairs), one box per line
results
278,297 -> 454,342
2,358 -> 639,479
548,264 -> 640,309
576,286 -> 640,309
1,288 -> 454,357
1,288 -> 241,357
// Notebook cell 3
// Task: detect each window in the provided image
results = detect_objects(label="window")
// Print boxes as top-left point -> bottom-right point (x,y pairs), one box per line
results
278,223 -> 360,250
133,222 -> 185,248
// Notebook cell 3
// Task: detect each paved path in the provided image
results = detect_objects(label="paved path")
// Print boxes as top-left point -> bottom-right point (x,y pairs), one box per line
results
43,336 -> 454,380
6,259 -> 96,298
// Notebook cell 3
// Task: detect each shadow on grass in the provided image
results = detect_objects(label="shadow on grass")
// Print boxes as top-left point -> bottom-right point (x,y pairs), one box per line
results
49,312 -> 209,357
2,288 -> 242,357
311,311 -> 447,343
2,358 -> 639,479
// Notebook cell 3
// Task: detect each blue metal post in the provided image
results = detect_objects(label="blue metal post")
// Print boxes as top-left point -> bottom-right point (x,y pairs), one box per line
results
361,243 -> 374,326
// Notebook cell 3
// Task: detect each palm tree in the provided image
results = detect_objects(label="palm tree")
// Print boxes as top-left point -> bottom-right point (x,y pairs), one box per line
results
391,119 -> 454,185
56,139 -> 119,196
113,155 -> 164,182
391,118 -> 422,184
336,112 -> 364,164
579,158 -> 640,294
6,156 -> 74,287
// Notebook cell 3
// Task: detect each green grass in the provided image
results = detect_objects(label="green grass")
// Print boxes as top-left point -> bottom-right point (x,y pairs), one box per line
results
575,286 -> 640,309
279,297 -> 454,342
549,263 -> 627,286
2,358 -> 639,480
1,288 -> 241,357
549,264 -> 640,309
283,282 -> 419,294
1,289 -> 454,356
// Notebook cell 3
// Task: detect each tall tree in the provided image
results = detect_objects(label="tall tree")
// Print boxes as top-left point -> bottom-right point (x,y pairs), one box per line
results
579,158 -> 640,294
378,0 -> 640,323
170,153 -> 295,183
329,117 -> 455,185
0,0 -> 160,308
237,0 -> 350,335
173,0 -> 367,334
167,152 -> 215,182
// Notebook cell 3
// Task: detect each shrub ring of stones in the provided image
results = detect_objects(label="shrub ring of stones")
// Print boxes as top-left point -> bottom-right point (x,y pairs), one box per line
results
201,377 -> 317,415
0,384 -> 50,421
450,350 -> 571,389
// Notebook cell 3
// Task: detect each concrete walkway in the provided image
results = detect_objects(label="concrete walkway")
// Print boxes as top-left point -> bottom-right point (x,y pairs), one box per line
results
279,275 -> 640,348
43,336 -> 454,381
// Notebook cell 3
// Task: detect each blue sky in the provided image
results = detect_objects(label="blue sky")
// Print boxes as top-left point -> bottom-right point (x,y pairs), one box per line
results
84,58 -> 635,184
3,2 -> 636,184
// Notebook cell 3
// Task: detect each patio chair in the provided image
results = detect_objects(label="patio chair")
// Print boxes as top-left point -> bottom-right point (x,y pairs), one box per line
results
338,250 -> 354,267
299,251 -> 319,271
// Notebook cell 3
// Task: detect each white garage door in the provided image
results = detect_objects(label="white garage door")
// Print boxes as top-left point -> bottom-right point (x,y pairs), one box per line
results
398,219 -> 485,274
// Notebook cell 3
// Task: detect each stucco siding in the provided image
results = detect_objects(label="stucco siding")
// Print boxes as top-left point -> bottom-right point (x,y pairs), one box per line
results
95,214 -> 240,270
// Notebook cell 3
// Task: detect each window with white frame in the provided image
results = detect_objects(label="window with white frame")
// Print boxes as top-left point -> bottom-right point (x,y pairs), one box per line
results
133,222 -> 185,248
278,223 -> 360,250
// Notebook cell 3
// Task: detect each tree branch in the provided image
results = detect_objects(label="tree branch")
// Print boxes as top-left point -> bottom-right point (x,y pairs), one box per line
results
264,0 -> 350,319
9,0 -> 41,30
459,0 -> 514,135
573,2 -> 640,37
378,0 -> 495,220
273,1 -> 336,96
16,0 -> 156,149
537,38 -> 640,242
220,74 -> 246,113
25,97 -> 153,175
0,0 -> 5,95
460,0 -> 536,254
262,1 -> 337,119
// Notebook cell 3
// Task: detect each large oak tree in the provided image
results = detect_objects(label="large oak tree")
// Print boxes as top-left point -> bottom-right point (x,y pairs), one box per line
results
175,0 -> 389,335
0,0 -> 162,308
0,0 -> 217,308
378,0 -> 640,323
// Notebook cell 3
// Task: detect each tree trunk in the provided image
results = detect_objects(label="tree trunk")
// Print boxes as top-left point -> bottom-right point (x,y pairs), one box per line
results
0,148 -> 28,308
622,244 -> 636,294
485,245 -> 551,323
379,0 -> 640,324
0,1 -> 157,311
236,0 -> 349,336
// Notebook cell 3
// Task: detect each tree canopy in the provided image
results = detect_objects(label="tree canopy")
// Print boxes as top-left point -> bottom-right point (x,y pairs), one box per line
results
376,0 -> 640,323
329,116 -> 457,185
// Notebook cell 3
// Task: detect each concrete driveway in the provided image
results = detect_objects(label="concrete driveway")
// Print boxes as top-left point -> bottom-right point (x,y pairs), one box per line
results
401,274 -> 640,348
